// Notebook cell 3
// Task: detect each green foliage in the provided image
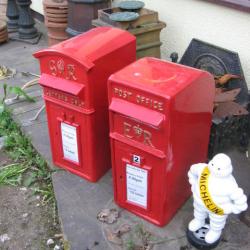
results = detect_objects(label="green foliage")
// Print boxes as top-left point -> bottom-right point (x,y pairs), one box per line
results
0,110 -> 54,204
9,86 -> 35,103
32,183 -> 54,204
0,84 -> 35,114
0,163 -> 28,186
126,238 -> 135,250
0,83 -> 8,113
134,223 -> 152,247
0,109 -> 18,136
62,240 -> 70,250
0,104 -> 4,113
3,83 -> 8,101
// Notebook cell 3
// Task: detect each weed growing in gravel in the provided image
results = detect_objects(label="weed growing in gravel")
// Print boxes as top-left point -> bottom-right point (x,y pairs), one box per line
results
0,83 -> 35,113
0,109 -> 55,204
0,163 -> 28,186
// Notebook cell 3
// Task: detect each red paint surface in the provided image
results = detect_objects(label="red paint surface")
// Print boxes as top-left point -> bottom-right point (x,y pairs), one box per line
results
34,27 -> 136,182
108,58 -> 215,226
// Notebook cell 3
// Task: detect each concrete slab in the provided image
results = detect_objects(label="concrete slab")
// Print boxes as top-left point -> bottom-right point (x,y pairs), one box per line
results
12,98 -> 44,116
14,107 -> 46,126
5,89 -> 43,106
227,149 -> 250,197
0,22 -> 46,91
52,170 -> 113,250
22,122 -> 54,166
52,149 -> 250,250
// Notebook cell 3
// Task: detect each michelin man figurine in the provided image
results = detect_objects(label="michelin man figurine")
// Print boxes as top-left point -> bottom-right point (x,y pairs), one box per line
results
187,153 -> 248,248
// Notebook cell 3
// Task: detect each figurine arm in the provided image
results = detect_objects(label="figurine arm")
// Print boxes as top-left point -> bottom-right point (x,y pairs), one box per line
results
188,163 -> 206,186
230,187 -> 248,214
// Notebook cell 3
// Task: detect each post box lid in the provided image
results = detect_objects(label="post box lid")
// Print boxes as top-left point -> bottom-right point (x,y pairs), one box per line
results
109,57 -> 213,98
34,27 -> 135,71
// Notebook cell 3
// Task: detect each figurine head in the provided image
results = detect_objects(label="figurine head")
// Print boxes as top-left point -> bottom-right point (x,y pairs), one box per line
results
208,153 -> 233,177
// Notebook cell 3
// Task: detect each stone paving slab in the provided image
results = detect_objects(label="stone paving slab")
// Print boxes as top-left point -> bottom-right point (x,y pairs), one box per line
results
12,98 -> 44,115
0,25 -> 47,71
52,151 -> 250,250
14,107 -> 46,126
228,150 -> 250,196
52,171 -> 113,250
5,89 -> 43,105
22,121 -> 53,166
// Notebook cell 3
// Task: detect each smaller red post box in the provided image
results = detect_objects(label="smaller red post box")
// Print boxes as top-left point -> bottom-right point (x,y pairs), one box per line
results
34,27 -> 136,182
108,57 -> 215,226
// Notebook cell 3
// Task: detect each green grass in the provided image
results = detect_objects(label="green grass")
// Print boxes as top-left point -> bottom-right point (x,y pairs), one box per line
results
0,163 -> 28,186
0,109 -> 55,204
126,238 -> 136,250
0,84 -> 36,113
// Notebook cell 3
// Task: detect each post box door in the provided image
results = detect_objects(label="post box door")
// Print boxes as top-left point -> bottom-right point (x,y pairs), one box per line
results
109,98 -> 168,224
45,101 -> 92,177
112,141 -> 167,216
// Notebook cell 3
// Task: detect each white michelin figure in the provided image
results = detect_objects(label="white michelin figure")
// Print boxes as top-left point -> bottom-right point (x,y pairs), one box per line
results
188,153 -> 248,244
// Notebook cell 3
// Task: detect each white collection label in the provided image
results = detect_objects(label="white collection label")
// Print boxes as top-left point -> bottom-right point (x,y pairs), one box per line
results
126,164 -> 148,208
61,122 -> 79,163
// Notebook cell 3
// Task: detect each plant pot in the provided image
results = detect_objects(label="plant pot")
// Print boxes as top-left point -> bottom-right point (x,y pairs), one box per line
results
66,0 -> 110,37
43,0 -> 68,45
0,20 -> 8,43
48,32 -> 68,46
97,7 -> 158,29
92,15 -> 166,59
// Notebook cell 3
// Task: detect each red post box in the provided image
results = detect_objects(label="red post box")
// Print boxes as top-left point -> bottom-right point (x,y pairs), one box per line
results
108,57 -> 215,226
34,27 -> 136,182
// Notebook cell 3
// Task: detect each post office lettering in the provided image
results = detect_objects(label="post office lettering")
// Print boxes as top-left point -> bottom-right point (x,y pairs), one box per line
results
114,87 -> 132,100
136,95 -> 163,111
113,87 -> 164,111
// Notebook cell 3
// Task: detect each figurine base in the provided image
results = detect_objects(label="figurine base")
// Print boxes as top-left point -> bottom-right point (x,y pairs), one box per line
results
186,225 -> 220,250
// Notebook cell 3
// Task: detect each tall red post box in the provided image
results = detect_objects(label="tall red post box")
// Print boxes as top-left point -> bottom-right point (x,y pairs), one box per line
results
34,27 -> 136,182
108,57 -> 215,226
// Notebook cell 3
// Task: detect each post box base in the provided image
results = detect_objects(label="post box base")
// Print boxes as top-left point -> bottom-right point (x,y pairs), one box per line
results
114,195 -> 191,227
54,161 -> 104,183
114,204 -> 164,227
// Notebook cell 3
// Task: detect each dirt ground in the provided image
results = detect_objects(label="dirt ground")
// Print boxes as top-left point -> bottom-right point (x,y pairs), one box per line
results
0,150 -> 62,250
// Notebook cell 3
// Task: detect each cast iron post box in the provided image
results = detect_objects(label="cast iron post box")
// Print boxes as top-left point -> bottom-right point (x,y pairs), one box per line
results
34,27 -> 136,182
108,57 -> 215,226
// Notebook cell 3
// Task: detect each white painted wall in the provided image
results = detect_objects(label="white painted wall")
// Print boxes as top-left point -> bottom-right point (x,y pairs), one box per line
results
31,0 -> 44,15
114,0 -> 250,87
31,0 -> 250,87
